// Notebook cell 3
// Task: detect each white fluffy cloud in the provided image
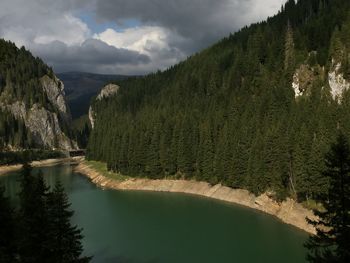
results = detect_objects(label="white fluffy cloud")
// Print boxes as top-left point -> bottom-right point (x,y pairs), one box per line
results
93,26 -> 187,73
94,27 -> 170,54
32,14 -> 90,46
92,0 -> 288,53
0,0 -> 90,47
0,0 -> 287,74
0,0 -> 153,74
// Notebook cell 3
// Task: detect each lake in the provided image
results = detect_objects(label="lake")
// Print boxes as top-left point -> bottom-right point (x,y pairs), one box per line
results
0,164 -> 308,263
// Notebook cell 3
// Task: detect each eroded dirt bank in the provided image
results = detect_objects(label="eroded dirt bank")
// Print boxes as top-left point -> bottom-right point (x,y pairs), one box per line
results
75,161 -> 317,234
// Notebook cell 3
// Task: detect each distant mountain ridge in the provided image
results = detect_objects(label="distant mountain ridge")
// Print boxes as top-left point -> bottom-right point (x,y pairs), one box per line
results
58,72 -> 131,119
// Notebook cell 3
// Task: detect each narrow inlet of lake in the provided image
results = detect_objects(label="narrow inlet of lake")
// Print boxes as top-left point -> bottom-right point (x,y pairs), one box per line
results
1,164 -> 309,263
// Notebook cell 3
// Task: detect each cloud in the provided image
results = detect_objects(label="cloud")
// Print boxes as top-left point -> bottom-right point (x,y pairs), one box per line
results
0,0 -> 155,74
30,39 -> 150,74
93,26 -> 187,73
92,0 -> 287,53
0,0 -> 90,47
0,0 -> 287,74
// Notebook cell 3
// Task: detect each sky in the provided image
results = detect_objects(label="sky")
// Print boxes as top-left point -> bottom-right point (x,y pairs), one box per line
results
0,0 -> 287,75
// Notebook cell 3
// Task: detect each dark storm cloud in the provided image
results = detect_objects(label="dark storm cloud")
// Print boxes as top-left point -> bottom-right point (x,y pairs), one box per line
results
94,0 -> 228,36
0,0 -> 286,74
92,0 -> 286,53
30,39 -> 150,73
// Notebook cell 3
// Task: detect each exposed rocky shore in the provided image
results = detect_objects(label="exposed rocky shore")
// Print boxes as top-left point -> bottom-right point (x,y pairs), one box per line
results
74,161 -> 317,234
0,157 -> 80,176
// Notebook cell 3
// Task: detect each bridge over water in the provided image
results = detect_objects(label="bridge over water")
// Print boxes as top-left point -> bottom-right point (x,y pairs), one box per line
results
68,149 -> 86,157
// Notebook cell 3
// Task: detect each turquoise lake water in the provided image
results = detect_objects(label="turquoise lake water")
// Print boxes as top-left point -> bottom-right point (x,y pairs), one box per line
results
1,164 -> 309,263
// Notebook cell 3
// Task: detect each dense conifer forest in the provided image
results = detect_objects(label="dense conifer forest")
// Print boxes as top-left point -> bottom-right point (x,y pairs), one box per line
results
305,133 -> 350,262
0,40 -> 54,108
87,0 -> 350,201
0,40 -> 56,150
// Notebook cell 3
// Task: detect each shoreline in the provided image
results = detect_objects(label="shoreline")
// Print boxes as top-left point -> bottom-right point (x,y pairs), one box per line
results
74,161 -> 317,234
0,157 -> 82,176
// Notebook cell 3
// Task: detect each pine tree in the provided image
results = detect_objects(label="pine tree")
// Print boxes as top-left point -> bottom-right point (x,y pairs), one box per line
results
197,122 -> 214,183
284,21 -> 295,71
0,184 -> 17,263
329,27 -> 344,63
214,123 -> 232,184
46,181 -> 91,263
145,127 -> 162,178
17,165 -> 51,263
305,133 -> 350,262
177,118 -> 194,177
304,139 -> 329,199
159,122 -> 172,176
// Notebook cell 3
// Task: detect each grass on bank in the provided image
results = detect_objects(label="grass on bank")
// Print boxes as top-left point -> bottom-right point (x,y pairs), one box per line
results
302,199 -> 325,212
83,160 -> 131,182
84,160 -> 327,214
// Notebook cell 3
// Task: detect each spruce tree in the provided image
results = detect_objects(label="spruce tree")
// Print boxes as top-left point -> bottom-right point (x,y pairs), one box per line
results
284,21 -> 295,71
197,122 -> 214,183
0,184 -> 17,263
17,165 -> 51,263
305,133 -> 350,262
46,181 -> 91,263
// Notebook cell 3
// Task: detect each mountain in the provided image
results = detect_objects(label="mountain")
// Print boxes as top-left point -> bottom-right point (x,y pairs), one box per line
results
57,72 -> 129,119
87,0 -> 350,201
0,40 -> 77,150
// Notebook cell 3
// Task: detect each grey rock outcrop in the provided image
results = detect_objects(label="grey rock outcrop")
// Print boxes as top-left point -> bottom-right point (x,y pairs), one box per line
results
96,84 -> 120,100
88,106 -> 96,129
40,75 -> 68,116
26,104 -> 76,150
0,75 -> 77,150
292,63 -> 324,98
328,59 -> 350,101
89,84 -> 120,128
291,57 -> 350,102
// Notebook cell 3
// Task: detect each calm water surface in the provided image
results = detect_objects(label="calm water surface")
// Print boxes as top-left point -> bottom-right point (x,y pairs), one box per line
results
1,164 -> 308,263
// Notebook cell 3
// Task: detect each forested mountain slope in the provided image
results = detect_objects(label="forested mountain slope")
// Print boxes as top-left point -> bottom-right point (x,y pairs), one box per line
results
0,40 -> 77,150
87,0 -> 350,201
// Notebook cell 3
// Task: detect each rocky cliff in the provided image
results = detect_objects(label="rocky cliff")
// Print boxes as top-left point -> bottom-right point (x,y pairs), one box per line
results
292,63 -> 324,97
0,75 -> 77,150
328,60 -> 350,101
89,84 -> 120,128
0,39 -> 78,150
292,58 -> 350,101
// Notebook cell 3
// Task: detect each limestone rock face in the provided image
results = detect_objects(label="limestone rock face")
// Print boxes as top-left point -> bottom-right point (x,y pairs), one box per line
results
96,84 -> 120,100
26,104 -> 76,150
88,106 -> 96,129
89,84 -> 120,128
40,75 -> 68,116
328,60 -> 350,101
292,64 -> 324,98
0,75 -> 77,150
291,57 -> 350,102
